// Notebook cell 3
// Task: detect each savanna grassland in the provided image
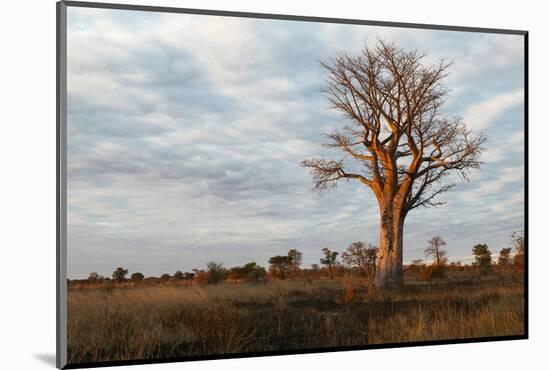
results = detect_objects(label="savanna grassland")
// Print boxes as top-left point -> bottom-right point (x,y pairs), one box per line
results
67,270 -> 525,365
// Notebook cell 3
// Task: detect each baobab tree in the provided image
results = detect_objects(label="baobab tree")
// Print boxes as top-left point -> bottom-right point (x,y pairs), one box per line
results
424,236 -> 447,266
302,41 -> 485,289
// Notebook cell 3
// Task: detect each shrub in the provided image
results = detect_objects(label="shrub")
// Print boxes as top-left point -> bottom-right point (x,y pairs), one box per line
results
407,260 -> 425,274
112,267 -> 128,283
417,264 -> 446,281
320,247 -> 339,279
206,262 -> 227,284
498,248 -> 512,268
511,231 -> 525,269
339,274 -> 363,304
229,262 -> 267,282
287,249 -> 303,279
268,256 -> 292,279
473,244 -> 493,274
130,272 -> 144,282
193,270 -> 207,285
183,272 -> 195,280
87,272 -> 102,283
246,265 -> 267,283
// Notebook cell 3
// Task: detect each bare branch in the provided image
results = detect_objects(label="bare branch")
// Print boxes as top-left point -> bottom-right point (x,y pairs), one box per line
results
301,158 -> 372,192
323,129 -> 374,161
303,40 -> 485,214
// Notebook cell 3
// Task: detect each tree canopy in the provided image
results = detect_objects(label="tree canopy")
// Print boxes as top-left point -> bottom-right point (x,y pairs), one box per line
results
302,40 -> 486,212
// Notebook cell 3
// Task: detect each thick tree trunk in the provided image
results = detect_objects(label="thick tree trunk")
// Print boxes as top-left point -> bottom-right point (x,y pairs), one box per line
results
374,204 -> 405,290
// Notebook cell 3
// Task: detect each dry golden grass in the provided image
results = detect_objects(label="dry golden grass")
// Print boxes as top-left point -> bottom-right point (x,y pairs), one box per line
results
67,274 -> 524,365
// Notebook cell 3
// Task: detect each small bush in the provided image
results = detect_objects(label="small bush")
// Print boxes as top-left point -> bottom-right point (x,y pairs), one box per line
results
130,272 -> 144,282
417,264 -> 446,281
206,262 -> 227,285
183,272 -> 195,280
103,281 -> 114,294
112,267 -> 128,283
339,274 -> 363,304
88,272 -> 101,283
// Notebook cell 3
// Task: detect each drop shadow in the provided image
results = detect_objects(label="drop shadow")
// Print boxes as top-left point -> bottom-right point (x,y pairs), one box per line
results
34,353 -> 57,367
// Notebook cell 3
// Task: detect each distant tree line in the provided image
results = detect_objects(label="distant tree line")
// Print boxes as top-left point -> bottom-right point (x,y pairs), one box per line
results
73,230 -> 524,286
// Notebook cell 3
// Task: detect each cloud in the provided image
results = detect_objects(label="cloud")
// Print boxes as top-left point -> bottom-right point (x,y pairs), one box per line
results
65,7 -> 525,278
470,164 -> 523,196
464,89 -> 524,130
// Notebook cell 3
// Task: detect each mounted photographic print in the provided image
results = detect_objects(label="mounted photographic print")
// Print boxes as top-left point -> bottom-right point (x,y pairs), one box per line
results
56,1 -> 528,368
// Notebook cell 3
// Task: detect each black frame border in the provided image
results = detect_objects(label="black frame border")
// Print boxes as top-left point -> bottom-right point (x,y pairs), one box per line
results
56,1 -> 529,369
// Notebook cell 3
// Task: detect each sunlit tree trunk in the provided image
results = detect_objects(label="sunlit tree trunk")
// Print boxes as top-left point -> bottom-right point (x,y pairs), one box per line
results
374,201 -> 405,289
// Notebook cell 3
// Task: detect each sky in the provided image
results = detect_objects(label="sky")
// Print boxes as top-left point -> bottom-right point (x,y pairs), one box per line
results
66,7 -> 525,278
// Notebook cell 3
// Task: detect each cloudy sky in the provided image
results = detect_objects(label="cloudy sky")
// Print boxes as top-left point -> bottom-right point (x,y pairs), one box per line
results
66,7 -> 525,278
